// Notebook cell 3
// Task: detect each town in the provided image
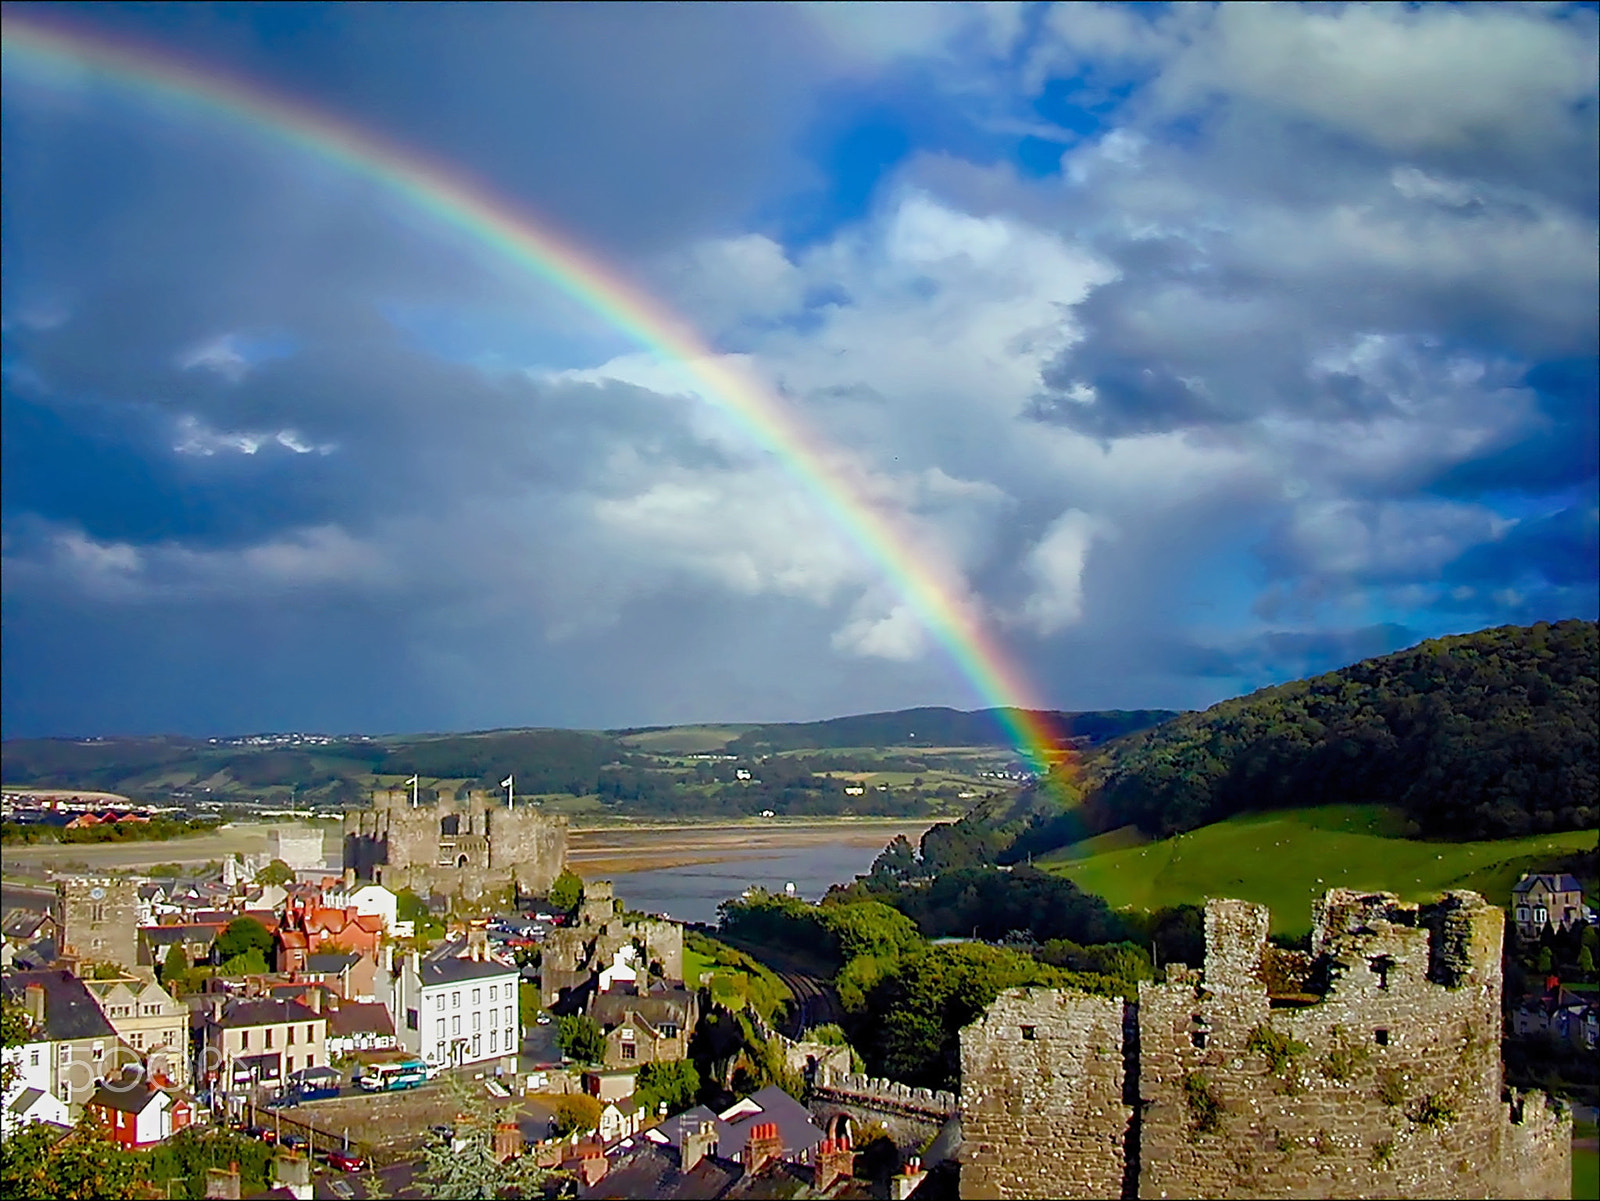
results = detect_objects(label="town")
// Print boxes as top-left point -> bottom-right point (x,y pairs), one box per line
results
2,777 -> 1592,1199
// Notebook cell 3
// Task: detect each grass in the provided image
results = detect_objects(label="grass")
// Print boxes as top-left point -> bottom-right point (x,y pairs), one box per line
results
1039,804 -> 1597,934
617,726 -> 749,753
1576,1146 -> 1598,1200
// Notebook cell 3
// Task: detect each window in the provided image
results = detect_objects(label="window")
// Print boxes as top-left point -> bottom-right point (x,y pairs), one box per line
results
489,985 -> 497,1001
661,1024 -> 678,1039
472,988 -> 481,1005
434,995 -> 444,1011
306,1024 -> 313,1042
1369,956 -> 1393,989
242,1031 -> 250,1050
60,1046 -> 70,1064
30,1049 -> 40,1067
471,1035 -> 480,1057
452,991 -> 461,1009
1191,1031 -> 1208,1048
473,1012 -> 481,1032
91,904 -> 106,923
452,1016 -> 461,1036
489,1030 -> 497,1054
287,1056 -> 295,1074
506,1028 -> 514,1050
1517,907 -> 1530,922
436,1018 -> 446,1043
93,1042 -> 104,1060
265,1029 -> 273,1050
1021,1026 -> 1036,1041
1374,1029 -> 1389,1046
621,1042 -> 636,1061
288,1027 -> 296,1046
132,1033 -> 143,1048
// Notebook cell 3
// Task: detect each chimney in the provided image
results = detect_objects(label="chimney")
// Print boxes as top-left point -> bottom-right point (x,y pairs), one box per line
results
681,1120 -> 718,1172
574,1142 -> 607,1188
494,1121 -> 522,1163
743,1121 -> 783,1174
812,1136 -> 854,1191
889,1156 -> 925,1200
273,1151 -> 313,1201
23,982 -> 46,1027
305,988 -> 321,1014
202,1165 -> 242,1200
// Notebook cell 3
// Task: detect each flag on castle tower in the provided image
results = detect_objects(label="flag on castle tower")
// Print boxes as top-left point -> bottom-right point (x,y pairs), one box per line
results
500,776 -> 513,790
406,775 -> 418,785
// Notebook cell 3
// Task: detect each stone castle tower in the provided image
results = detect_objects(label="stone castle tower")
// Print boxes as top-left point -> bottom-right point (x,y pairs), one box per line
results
55,876 -> 142,976
960,890 -> 1571,1200
342,788 -> 567,901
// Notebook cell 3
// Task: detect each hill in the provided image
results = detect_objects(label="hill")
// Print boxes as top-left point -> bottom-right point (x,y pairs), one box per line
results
1065,619 -> 1597,845
1039,803 -> 1597,934
1,706 -> 1176,822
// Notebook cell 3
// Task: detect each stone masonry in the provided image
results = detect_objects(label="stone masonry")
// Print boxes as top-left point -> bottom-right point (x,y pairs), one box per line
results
958,890 -> 1571,1200
55,876 -> 142,977
961,989 -> 1130,1200
342,788 -> 566,902
541,881 -> 685,1010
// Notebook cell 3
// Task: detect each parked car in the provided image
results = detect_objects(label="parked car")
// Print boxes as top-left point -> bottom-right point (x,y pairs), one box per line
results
327,1149 -> 367,1172
243,1125 -> 276,1144
279,1133 -> 309,1153
535,1011 -> 552,1025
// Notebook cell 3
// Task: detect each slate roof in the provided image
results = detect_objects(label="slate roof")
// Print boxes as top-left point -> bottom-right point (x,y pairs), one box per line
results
304,952 -> 360,974
584,1140 -> 742,1200
1513,873 -> 1584,895
716,1086 -> 825,1160
88,1078 -> 164,1115
416,942 -> 518,986
591,991 -> 694,1035
8,1087 -> 46,1116
215,998 -> 321,1029
1,910 -> 50,941
1,970 -> 119,1042
326,1002 -> 395,1038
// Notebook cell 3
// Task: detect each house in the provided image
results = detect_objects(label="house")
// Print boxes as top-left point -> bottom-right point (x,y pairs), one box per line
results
590,988 -> 697,1070
640,1086 -> 826,1167
1,1022 -> 70,1133
392,938 -> 520,1069
86,1069 -> 194,1149
274,928 -> 311,974
300,950 -> 382,1002
324,1000 -> 398,1057
1511,983 -> 1600,1051
1511,873 -> 1588,940
346,884 -> 400,935
138,922 -> 227,971
199,995 -> 328,1106
280,902 -> 385,959
83,975 -> 192,1088
1,970 -> 132,1114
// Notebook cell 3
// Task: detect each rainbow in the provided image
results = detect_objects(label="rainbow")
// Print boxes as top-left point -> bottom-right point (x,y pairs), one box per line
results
3,13 -> 1074,780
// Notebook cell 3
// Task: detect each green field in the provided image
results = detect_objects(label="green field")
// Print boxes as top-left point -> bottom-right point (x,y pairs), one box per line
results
1040,804 -> 1597,933
1576,1145 -> 1597,1200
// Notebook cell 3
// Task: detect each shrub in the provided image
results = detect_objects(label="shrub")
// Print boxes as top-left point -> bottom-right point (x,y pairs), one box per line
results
1371,1138 -> 1396,1168
1376,1069 -> 1406,1108
1247,1025 -> 1308,1076
1182,1072 -> 1224,1139
1408,1093 -> 1455,1130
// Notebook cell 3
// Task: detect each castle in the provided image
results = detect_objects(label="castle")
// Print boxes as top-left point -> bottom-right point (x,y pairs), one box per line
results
540,880 -> 685,1011
55,876 -> 142,977
960,890 -> 1572,1200
341,788 -> 567,901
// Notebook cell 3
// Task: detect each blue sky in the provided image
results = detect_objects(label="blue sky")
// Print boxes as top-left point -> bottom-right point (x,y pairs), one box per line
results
2,1 -> 1596,737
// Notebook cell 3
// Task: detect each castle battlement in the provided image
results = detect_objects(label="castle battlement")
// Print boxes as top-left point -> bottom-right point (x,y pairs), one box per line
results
958,891 -> 1571,1201
342,789 -> 567,901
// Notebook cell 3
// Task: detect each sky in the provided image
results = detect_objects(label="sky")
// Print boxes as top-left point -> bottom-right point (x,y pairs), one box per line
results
2,1 -> 1596,739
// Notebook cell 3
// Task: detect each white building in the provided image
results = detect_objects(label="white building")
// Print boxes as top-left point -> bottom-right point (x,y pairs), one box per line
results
2,1039 -> 70,1132
394,941 -> 520,1070
347,884 -> 399,935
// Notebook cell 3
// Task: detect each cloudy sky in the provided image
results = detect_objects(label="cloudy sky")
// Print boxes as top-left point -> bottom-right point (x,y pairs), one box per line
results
3,2 -> 1596,738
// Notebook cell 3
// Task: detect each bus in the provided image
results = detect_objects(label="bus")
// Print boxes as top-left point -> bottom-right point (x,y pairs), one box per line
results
358,1060 -> 428,1092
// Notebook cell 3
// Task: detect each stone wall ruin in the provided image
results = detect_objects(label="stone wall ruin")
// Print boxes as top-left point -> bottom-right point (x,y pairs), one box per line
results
957,890 -> 1571,1200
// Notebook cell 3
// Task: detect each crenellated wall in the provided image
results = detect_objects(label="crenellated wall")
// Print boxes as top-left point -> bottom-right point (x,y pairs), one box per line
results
341,789 -> 567,901
956,891 -> 1571,1201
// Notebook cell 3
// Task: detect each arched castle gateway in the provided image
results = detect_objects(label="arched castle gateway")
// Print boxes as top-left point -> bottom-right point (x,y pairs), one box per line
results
342,788 -> 567,900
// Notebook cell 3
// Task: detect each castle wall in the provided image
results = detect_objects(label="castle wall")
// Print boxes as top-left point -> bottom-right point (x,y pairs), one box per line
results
959,988 -> 1130,1200
341,790 -> 567,902
956,891 -> 1571,1201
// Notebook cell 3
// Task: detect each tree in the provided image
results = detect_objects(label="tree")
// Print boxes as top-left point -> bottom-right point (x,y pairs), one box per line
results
214,917 -> 274,963
416,1074 -> 568,1200
160,943 -> 190,990
2,999 -> 40,1097
636,1060 -> 700,1115
254,859 -> 295,887
1579,945 -> 1595,976
552,1093 -> 602,1138
548,869 -> 583,916
1536,947 -> 1555,975
555,1015 -> 604,1065
220,950 -> 270,977
0,1112 -> 143,1200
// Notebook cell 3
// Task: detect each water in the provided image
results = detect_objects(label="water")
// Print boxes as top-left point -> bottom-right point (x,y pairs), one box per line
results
607,842 -> 885,926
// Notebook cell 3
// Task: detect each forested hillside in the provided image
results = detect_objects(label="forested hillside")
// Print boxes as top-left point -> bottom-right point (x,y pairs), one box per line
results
1074,620 -> 1596,842
721,707 -> 1177,753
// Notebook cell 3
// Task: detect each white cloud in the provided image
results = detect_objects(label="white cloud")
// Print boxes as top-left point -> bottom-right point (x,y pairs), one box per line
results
175,334 -> 251,382
173,415 -> 335,457
1017,509 -> 1104,634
